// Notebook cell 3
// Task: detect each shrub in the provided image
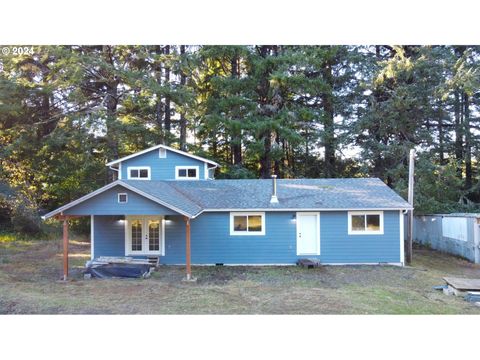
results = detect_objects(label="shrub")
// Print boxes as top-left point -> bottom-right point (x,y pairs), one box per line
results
11,202 -> 43,235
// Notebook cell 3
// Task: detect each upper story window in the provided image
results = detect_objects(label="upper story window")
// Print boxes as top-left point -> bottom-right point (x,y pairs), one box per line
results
127,166 -> 151,180
159,148 -> 167,158
230,212 -> 265,236
175,166 -> 199,180
348,211 -> 384,235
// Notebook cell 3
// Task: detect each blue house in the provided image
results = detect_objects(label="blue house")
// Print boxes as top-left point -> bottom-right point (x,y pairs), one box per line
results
43,144 -> 412,280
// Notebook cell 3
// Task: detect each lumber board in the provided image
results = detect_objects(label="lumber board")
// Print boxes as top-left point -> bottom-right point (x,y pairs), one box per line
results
443,277 -> 480,291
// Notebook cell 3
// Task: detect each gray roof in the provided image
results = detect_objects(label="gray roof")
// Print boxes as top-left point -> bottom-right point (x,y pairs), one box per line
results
122,178 -> 411,217
122,180 -> 203,216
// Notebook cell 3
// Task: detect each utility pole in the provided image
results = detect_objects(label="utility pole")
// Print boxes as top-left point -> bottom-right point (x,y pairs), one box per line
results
406,149 -> 415,264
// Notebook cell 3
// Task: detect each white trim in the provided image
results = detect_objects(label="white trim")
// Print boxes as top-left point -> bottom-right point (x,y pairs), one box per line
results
118,163 -> 122,180
296,212 -> 320,256
159,147 -> 167,158
399,210 -> 405,266
90,215 -> 94,260
41,180 -> 194,219
106,144 -> 219,167
166,263 -> 296,266
204,162 -> 208,180
191,208 -> 411,219
117,192 -> 128,204
199,207 -> 411,213
162,218 -> 166,255
124,217 -> 128,256
175,165 -> 200,180
322,262 -> 404,266
125,215 -> 164,256
127,166 -> 151,180
158,262 -> 403,266
219,263 -> 293,266
230,212 -> 266,236
347,211 -> 384,235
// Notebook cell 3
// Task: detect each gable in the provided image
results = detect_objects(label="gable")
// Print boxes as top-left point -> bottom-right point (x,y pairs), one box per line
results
119,147 -> 212,181
62,185 -> 180,216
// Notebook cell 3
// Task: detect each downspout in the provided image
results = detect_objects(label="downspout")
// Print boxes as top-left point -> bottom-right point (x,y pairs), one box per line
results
210,165 -> 218,180
109,166 -> 119,180
208,164 -> 219,180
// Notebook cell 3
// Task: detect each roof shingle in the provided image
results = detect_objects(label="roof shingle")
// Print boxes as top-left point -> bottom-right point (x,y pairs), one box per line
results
122,178 -> 411,217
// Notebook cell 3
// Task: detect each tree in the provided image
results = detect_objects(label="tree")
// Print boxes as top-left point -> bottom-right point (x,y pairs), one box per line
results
3,44 -> 480,235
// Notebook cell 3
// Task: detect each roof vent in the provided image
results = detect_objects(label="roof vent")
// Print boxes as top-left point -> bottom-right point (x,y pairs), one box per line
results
270,175 -> 279,204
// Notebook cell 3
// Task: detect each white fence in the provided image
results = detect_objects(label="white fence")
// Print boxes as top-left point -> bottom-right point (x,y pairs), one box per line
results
413,213 -> 480,263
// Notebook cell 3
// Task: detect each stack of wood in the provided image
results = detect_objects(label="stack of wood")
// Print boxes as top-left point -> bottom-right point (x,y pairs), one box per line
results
88,256 -> 153,266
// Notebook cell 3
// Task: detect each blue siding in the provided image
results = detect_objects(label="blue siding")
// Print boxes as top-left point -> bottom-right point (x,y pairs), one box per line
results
93,216 -> 125,258
64,186 -> 179,216
92,211 -> 402,264
120,148 -> 207,180
320,211 -> 400,263
162,212 -> 298,264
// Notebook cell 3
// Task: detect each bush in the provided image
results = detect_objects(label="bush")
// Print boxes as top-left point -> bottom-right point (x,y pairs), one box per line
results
0,181 -> 43,235
11,203 -> 43,235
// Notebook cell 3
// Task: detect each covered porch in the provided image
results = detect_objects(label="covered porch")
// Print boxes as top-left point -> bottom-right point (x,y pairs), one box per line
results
55,214 -> 194,281
42,181 -> 199,281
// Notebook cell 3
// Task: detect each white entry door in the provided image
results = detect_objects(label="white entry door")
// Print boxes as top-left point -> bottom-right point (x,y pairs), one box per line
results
126,216 -> 164,255
296,212 -> 320,255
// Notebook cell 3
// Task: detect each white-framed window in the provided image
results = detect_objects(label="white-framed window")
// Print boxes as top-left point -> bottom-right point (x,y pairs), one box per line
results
127,166 -> 151,180
118,193 -> 128,204
230,212 -> 265,236
159,148 -> 167,158
175,166 -> 199,180
348,211 -> 384,235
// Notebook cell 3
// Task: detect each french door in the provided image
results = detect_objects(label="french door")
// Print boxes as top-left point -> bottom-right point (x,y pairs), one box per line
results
126,216 -> 163,255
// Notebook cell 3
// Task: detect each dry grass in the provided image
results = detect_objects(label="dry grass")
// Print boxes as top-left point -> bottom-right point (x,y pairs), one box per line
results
1,238 -> 480,314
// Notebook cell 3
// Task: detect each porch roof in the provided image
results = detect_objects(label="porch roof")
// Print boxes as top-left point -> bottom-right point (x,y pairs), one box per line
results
41,180 -> 202,219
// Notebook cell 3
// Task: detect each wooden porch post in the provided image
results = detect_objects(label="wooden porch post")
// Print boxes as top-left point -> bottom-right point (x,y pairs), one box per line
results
62,216 -> 69,281
184,216 -> 192,280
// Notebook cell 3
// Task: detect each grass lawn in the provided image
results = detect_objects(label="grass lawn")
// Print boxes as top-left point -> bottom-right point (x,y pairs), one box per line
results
1,237 -> 480,314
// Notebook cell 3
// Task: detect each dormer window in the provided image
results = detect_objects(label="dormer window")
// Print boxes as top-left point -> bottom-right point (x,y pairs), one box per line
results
159,148 -> 167,158
175,166 -> 199,180
127,166 -> 151,180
